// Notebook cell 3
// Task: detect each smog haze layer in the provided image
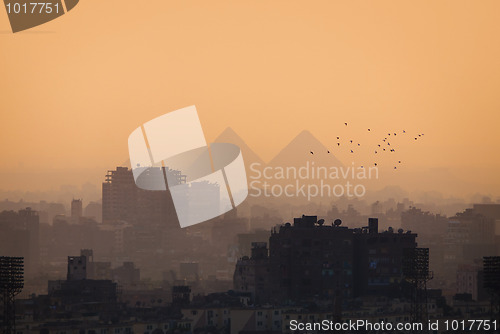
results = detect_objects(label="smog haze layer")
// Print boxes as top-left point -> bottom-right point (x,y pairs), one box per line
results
1,0 -> 499,198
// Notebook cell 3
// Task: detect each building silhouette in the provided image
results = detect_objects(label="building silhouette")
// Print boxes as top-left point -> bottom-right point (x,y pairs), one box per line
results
102,167 -> 179,227
70,199 -> 83,224
0,208 -> 39,275
234,215 -> 417,305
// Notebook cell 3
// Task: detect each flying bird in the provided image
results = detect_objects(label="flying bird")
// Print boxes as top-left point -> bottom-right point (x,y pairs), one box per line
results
374,163 -> 377,166
345,123 -> 348,126
310,151 -> 314,155
368,129 -> 371,131
375,151 -> 378,154
350,140 -> 353,143
337,143 -> 340,146
350,150 -> 354,153
327,150 -> 330,153
398,161 -> 401,163
337,136 -> 340,139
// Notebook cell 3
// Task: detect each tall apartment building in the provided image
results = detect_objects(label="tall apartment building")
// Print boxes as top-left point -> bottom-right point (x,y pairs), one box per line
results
70,198 -> 83,224
234,215 -> 418,304
102,167 -> 179,227
0,207 -> 40,274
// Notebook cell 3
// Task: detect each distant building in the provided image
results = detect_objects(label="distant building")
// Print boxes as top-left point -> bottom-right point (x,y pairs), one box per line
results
182,306 -> 231,331
237,229 -> 270,258
49,253 -> 119,316
233,242 -> 271,304
0,207 -> 39,274
70,198 -> 83,224
102,167 -> 180,227
172,285 -> 192,307
112,261 -> 140,286
472,204 -> 500,222
401,207 -> 448,237
83,201 -> 102,223
456,264 -> 488,301
444,208 -> 496,283
67,254 -> 88,280
180,262 -> 199,281
473,204 -> 500,240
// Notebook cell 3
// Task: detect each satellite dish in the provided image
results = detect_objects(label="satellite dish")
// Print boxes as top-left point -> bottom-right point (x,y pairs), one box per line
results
317,219 -> 325,226
334,219 -> 342,226
398,228 -> 404,234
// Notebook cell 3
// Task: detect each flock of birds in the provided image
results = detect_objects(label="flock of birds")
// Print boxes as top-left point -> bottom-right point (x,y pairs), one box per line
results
310,122 -> 425,170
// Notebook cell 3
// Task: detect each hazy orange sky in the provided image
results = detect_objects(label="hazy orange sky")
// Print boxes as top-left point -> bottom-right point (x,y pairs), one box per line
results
1,0 -> 500,195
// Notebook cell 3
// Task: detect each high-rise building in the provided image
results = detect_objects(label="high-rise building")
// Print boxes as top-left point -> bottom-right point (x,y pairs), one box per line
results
71,198 -> 83,224
233,242 -> 270,304
102,167 -> 139,223
102,167 -> 179,227
234,215 -> 418,304
0,208 -> 39,274
456,264 -> 488,301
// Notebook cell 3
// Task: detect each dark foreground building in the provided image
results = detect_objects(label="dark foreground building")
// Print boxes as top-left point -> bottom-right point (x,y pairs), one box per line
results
234,215 -> 417,305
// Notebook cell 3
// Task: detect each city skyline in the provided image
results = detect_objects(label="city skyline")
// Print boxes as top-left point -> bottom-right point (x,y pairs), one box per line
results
2,1 -> 500,332
1,1 -> 500,197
